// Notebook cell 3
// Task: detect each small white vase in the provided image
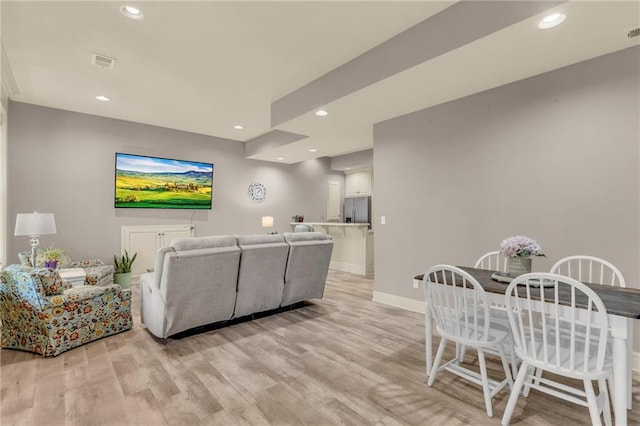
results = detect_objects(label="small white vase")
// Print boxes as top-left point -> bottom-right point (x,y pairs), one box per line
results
507,257 -> 532,277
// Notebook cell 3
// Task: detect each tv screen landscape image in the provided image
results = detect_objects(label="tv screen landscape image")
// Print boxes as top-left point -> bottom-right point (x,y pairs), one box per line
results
115,153 -> 213,209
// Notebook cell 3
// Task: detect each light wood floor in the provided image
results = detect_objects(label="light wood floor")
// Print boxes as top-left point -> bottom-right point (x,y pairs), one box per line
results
1,270 -> 639,425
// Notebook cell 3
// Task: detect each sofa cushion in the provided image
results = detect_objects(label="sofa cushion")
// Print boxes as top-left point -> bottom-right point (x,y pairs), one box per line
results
281,233 -> 333,306
236,234 -> 285,246
234,234 -> 289,318
282,232 -> 332,243
171,235 -> 236,251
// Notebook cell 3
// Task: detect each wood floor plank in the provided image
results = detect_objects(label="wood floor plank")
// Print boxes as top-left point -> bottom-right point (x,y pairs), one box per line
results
1,269 -> 639,425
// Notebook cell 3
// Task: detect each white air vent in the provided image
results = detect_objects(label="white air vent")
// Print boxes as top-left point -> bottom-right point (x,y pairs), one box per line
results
627,27 -> 640,39
91,53 -> 116,69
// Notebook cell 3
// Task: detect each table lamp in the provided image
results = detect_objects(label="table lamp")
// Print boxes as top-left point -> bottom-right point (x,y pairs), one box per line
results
262,216 -> 274,234
14,212 -> 57,265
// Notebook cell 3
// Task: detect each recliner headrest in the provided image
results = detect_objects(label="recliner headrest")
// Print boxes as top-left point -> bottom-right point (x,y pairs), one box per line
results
171,235 -> 237,250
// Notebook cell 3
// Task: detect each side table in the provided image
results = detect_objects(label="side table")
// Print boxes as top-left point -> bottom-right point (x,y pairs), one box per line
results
58,268 -> 87,287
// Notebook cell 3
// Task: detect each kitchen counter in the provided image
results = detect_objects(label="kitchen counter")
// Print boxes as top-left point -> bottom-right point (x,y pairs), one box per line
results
289,222 -> 369,227
289,222 -> 373,275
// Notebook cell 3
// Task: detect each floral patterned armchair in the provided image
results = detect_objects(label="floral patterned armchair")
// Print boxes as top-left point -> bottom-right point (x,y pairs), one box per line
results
0,265 -> 132,357
18,249 -> 114,286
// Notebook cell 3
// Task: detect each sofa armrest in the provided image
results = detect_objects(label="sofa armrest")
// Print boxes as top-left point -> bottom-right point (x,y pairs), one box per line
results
82,265 -> 115,286
71,259 -> 106,268
41,284 -> 131,312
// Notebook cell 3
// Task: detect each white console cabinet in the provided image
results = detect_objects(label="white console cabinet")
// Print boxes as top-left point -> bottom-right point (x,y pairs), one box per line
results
121,224 -> 194,282
345,169 -> 372,197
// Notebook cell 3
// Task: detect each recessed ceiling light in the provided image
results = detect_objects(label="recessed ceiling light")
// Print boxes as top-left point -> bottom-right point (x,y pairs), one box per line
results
233,125 -> 244,130
120,5 -> 144,20
538,13 -> 566,29
309,148 -> 318,153
96,95 -> 110,102
315,110 -> 328,117
277,157 -> 284,161
345,167 -> 351,171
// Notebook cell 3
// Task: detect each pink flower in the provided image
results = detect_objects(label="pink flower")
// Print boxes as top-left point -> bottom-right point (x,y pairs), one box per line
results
500,235 -> 544,258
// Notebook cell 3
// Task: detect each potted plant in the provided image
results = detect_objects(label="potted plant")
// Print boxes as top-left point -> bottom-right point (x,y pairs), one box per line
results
41,246 -> 64,269
113,250 -> 137,288
291,214 -> 304,223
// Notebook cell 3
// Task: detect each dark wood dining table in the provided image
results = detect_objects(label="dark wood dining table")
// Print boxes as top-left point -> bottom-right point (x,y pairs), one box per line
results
414,267 -> 640,426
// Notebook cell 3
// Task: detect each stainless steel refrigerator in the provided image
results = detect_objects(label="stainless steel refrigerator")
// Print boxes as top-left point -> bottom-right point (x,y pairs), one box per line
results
343,196 -> 371,228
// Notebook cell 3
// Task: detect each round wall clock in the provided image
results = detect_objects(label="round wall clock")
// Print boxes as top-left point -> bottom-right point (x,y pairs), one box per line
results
247,182 -> 267,203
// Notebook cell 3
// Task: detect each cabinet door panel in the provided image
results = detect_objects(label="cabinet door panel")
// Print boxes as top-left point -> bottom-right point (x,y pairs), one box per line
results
358,172 -> 372,195
345,174 -> 357,196
126,230 -> 159,276
345,170 -> 372,197
162,228 -> 193,247
121,224 -> 194,282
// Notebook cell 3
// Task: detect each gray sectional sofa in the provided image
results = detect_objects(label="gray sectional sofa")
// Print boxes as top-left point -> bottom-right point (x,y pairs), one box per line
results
140,232 -> 333,338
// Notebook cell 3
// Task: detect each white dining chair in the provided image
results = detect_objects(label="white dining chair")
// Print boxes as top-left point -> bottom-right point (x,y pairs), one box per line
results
550,255 -> 626,288
501,273 -> 612,426
474,250 -> 508,272
550,255 -> 630,409
423,264 -> 513,418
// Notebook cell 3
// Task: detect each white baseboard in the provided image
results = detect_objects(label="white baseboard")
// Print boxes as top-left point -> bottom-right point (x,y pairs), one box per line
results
371,290 -> 640,373
371,290 -> 425,314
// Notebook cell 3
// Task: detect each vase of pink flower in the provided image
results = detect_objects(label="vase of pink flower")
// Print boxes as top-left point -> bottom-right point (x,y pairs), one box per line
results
500,235 -> 544,277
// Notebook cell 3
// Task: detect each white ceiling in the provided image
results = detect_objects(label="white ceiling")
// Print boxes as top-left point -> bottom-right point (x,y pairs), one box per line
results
3,1 -> 639,166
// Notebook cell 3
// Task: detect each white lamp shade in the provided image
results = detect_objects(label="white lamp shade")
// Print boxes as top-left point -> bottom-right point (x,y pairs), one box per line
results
14,213 -> 57,236
261,216 -> 274,228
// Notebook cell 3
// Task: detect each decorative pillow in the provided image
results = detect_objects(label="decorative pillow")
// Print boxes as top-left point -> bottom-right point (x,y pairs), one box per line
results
18,251 -> 33,267
3,265 -> 64,297
34,268 -> 65,296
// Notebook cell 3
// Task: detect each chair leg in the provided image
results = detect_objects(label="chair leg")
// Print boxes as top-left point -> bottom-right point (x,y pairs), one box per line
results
501,362 -> 530,426
509,343 -> 518,379
584,379 -> 603,426
458,343 -> 467,364
524,366 -> 542,398
599,378 -> 612,426
428,337 -> 448,387
477,349 -> 493,418
497,347 -> 514,387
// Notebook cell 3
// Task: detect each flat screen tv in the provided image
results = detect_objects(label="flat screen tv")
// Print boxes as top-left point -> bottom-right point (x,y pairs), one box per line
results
115,153 -> 213,209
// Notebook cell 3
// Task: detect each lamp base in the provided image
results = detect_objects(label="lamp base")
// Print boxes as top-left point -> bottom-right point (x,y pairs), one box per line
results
29,236 -> 40,267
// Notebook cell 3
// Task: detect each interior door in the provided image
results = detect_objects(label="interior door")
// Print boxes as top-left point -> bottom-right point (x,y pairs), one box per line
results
326,181 -> 341,221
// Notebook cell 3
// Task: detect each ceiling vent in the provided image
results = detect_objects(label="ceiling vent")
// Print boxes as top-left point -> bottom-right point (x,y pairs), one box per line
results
627,27 -> 640,39
91,53 -> 116,70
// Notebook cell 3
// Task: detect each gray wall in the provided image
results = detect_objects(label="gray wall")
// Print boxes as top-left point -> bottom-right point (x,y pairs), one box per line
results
330,149 -> 373,171
7,102 -> 343,263
374,46 -> 639,344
